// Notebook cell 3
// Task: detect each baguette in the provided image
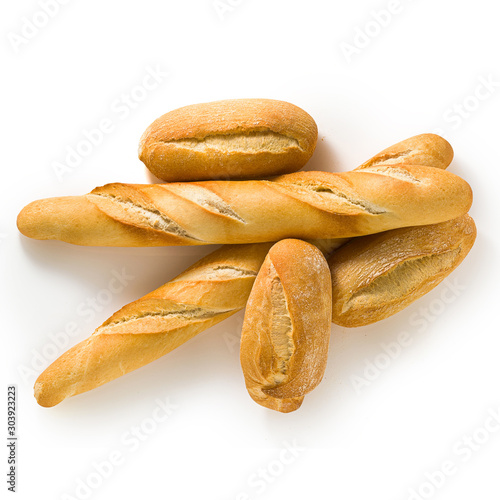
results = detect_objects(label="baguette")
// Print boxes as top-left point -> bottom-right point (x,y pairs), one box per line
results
17,166 -> 471,246
308,133 -> 452,252
35,243 -> 273,407
240,239 -> 332,413
328,214 -> 476,327
356,133 -> 454,171
138,99 -> 318,181
32,134 -> 453,406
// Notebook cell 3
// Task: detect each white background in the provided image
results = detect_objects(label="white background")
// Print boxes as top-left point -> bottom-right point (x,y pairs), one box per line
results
1,1 -> 499,499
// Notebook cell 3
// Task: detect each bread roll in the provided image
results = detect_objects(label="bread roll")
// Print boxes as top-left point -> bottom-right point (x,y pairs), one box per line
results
328,214 -> 476,327
240,239 -> 332,413
17,166 -> 472,246
139,99 -> 318,181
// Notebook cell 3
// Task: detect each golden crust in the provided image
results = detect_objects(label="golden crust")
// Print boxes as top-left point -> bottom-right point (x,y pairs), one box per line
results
138,99 -> 318,181
240,239 -> 332,413
16,196 -> 189,246
34,243 -> 273,407
17,166 -> 472,246
30,133 -> 468,407
328,214 -> 476,327
356,133 -> 454,170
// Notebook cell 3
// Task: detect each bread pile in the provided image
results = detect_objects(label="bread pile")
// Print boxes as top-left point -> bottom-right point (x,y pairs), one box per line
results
17,99 -> 475,412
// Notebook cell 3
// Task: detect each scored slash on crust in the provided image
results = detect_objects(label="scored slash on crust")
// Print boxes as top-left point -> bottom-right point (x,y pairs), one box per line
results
87,193 -> 203,241
96,303 -> 239,335
157,130 -> 302,153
